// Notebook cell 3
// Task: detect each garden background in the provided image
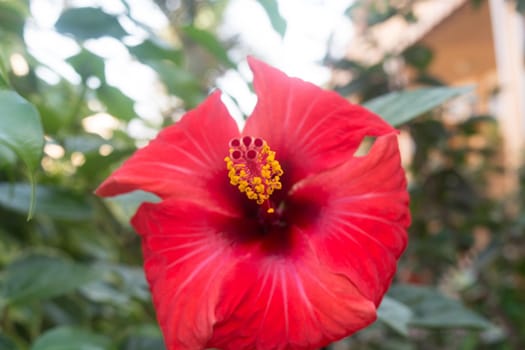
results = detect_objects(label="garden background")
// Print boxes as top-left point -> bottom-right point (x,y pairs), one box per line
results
0,0 -> 524,349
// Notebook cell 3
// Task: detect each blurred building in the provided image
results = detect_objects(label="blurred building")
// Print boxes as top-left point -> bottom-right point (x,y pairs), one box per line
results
342,0 -> 524,194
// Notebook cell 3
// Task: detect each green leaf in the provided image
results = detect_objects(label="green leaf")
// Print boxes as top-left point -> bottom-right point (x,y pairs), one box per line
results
389,284 -> 493,330
127,39 -> 182,65
63,133 -> 108,154
34,79 -> 84,133
363,86 -> 473,126
0,90 -> 44,218
122,335 -> 165,350
0,0 -> 28,37
55,7 -> 127,41
110,265 -> 150,301
77,147 -> 134,180
0,334 -> 19,350
0,47 -> 12,89
80,264 -> 150,305
182,26 -> 235,68
104,190 -> 160,225
256,0 -> 287,37
0,90 -> 44,173
80,281 -> 130,305
67,49 -> 106,82
149,60 -> 204,108
0,183 -> 94,221
0,144 -> 16,169
96,83 -> 136,121
1,254 -> 99,305
403,44 -> 433,71
0,70 -> 8,89
377,296 -> 413,336
121,325 -> 165,350
31,327 -> 111,350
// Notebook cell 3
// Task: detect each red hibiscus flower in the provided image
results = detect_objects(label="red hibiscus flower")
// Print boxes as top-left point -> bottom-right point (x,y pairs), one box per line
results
96,57 -> 410,350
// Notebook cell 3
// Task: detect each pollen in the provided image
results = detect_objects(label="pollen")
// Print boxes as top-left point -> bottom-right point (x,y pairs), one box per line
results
224,136 -> 283,210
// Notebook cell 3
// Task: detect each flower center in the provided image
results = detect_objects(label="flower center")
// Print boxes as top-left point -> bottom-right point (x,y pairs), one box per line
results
224,136 -> 283,213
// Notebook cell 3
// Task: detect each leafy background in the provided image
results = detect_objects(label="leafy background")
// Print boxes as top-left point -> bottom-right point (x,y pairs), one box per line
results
0,0 -> 524,349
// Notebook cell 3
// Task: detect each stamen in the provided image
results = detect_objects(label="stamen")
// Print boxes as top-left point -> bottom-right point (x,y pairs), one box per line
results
224,136 -> 283,212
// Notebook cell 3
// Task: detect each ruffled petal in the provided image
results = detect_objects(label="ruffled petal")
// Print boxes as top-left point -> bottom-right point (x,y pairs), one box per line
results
131,199 -> 241,350
210,243 -> 377,350
95,91 -> 240,208
289,134 -> 410,305
243,57 -> 395,184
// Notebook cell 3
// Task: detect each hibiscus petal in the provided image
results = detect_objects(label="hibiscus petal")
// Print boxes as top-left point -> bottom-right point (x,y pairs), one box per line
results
133,198 -> 379,350
243,57 -> 395,184
131,199 -> 241,350
95,91 -> 240,207
210,236 -> 376,350
289,134 -> 410,305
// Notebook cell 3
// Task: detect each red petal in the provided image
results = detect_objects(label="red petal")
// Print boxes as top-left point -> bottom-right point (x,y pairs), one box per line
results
131,199 -> 240,350
289,134 -> 410,305
95,91 -> 240,208
133,198 -> 381,350
243,57 -> 395,184
210,236 -> 376,350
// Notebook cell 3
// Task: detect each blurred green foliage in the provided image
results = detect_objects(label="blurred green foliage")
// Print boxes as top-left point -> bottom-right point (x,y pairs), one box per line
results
0,0 -> 523,349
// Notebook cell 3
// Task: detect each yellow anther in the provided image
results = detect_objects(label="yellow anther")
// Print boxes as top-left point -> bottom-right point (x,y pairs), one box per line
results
224,137 -> 283,209
261,169 -> 271,179
239,180 -> 249,192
